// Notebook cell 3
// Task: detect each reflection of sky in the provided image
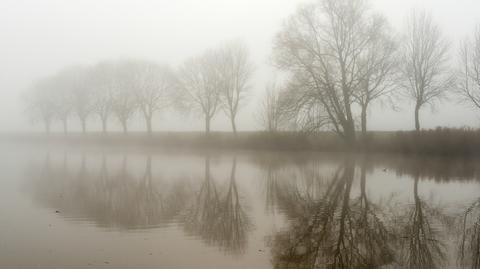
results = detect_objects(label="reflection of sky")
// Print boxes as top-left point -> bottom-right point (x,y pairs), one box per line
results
364,168 -> 480,209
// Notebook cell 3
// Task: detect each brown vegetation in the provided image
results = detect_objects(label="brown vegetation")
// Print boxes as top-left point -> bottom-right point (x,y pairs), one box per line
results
5,127 -> 480,156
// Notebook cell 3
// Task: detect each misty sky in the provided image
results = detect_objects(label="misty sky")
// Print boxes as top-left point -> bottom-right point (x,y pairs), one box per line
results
1,0 -> 480,133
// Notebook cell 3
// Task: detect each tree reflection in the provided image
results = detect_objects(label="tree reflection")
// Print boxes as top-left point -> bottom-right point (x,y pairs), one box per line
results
396,174 -> 447,269
264,158 -> 281,215
183,156 -> 250,255
218,157 -> 250,254
270,158 -> 394,268
27,153 -> 188,229
351,158 -> 394,267
459,198 -> 480,269
184,156 -> 222,243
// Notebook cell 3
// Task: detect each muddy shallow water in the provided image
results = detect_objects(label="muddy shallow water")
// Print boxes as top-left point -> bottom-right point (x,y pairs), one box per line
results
0,144 -> 479,269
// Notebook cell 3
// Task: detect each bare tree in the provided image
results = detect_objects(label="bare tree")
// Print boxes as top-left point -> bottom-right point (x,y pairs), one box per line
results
399,10 -> 455,131
112,61 -> 138,135
257,82 -> 284,132
178,50 -> 223,134
90,62 -> 116,134
273,0 -> 378,146
355,15 -> 398,135
58,66 -> 94,134
48,73 -> 73,134
218,41 -> 254,135
23,78 -> 57,134
132,61 -> 176,136
458,26 -> 480,115
52,86 -> 72,134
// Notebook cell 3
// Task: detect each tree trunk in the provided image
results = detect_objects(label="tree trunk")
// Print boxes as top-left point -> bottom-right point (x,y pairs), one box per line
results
80,118 -> 86,135
145,116 -> 152,137
344,94 -> 356,148
230,116 -> 237,136
205,116 -> 211,135
101,118 -> 107,135
62,119 -> 68,135
344,122 -> 356,149
361,105 -> 367,136
414,103 -> 421,131
360,104 -> 368,146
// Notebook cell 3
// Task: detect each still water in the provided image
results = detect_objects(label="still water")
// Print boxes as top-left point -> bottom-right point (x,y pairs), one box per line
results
0,144 -> 479,269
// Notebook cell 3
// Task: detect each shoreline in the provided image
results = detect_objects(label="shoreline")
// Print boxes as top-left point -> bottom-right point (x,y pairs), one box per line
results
2,128 -> 480,157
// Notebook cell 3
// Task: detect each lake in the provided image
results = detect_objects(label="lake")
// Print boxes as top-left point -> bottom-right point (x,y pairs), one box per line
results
0,143 -> 479,269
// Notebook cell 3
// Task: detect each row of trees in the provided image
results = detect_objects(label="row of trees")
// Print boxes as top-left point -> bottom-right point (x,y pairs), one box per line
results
261,0 -> 480,146
24,42 -> 253,135
24,0 -> 480,148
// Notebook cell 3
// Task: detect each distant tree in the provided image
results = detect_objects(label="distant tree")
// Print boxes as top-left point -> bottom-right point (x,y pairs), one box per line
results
458,27 -> 480,114
132,61 -> 176,136
57,66 -> 94,134
90,62 -> 116,134
112,61 -> 137,135
218,41 -> 254,135
399,11 -> 455,131
257,82 -> 284,132
178,50 -> 223,134
50,73 -> 73,135
23,78 -> 57,134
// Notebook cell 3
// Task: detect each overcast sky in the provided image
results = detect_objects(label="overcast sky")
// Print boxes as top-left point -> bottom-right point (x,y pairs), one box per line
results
1,0 -> 480,133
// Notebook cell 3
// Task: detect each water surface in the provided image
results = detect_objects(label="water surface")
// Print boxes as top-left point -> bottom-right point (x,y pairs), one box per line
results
1,144 -> 479,269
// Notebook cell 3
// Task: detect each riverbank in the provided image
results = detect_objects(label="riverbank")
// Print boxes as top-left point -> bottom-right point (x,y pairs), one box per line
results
2,128 -> 480,156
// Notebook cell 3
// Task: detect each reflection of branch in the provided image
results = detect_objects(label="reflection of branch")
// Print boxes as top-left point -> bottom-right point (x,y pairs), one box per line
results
217,157 -> 250,255
399,176 -> 446,269
184,157 -> 250,255
459,198 -> 480,269
270,159 -> 395,268
264,164 -> 280,214
28,153 -> 188,229
349,160 -> 394,267
184,157 -> 221,240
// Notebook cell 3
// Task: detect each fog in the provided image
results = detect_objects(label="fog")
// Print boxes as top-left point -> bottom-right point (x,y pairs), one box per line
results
1,0 -> 480,133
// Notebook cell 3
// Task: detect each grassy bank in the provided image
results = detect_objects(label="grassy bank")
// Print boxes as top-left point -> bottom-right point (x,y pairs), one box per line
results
3,128 -> 480,156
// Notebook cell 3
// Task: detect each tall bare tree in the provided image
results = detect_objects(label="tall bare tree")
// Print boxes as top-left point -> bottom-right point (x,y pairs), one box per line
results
58,66 -> 94,134
218,41 -> 254,135
355,15 -> 398,135
399,11 -> 455,131
178,50 -> 223,134
273,0 -> 378,146
257,82 -> 284,132
132,61 -> 176,136
90,62 -> 116,134
458,26 -> 480,115
24,78 -> 57,134
51,73 -> 73,135
112,61 -> 137,135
